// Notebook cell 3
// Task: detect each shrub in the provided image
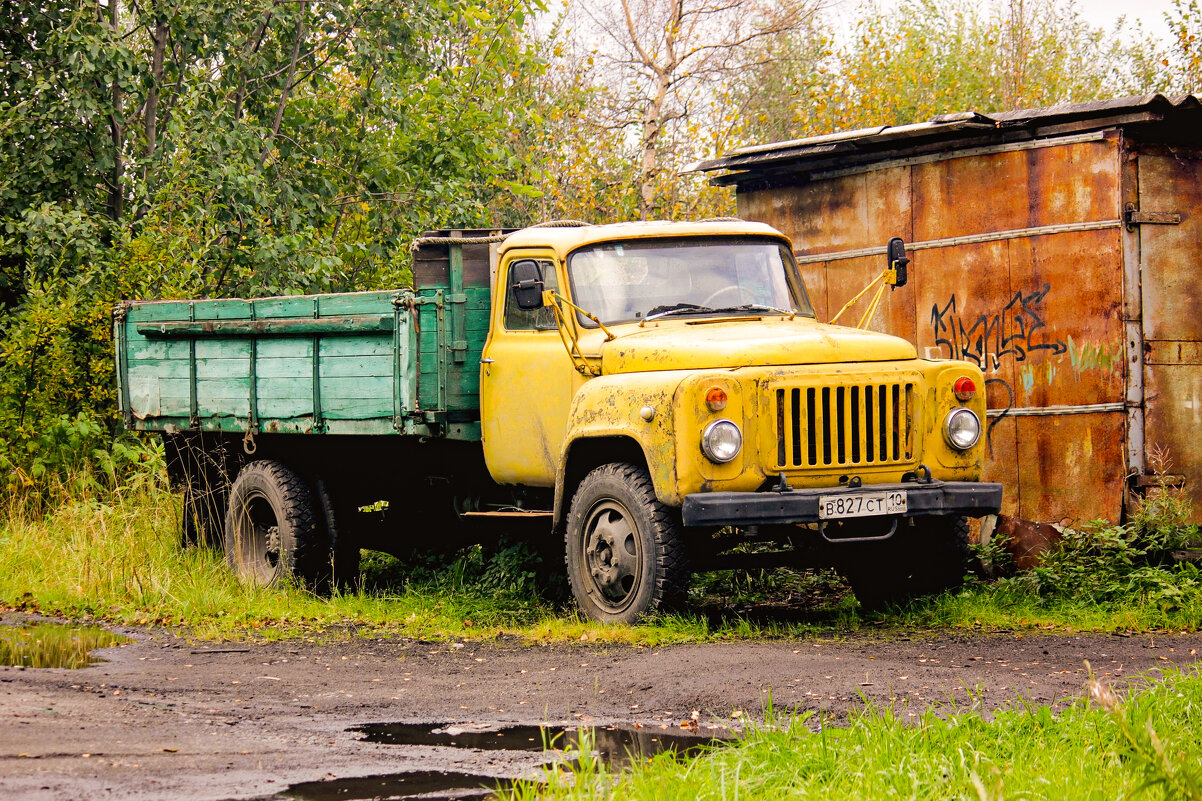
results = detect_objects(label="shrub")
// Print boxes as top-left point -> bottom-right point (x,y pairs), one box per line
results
1000,472 -> 1200,607
0,412 -> 163,511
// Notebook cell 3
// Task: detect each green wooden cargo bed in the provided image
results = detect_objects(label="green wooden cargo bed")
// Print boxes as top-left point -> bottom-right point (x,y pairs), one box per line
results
114,234 -> 502,442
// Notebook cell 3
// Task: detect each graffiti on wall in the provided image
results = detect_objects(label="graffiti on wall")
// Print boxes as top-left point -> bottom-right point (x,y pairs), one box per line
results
930,283 -> 1067,448
930,283 -> 1067,371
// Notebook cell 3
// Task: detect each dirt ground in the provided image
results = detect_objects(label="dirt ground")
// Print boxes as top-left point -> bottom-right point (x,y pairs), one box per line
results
1,617 -> 1199,800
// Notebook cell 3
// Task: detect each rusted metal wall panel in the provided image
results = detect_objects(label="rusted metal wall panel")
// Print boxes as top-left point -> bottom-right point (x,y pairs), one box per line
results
760,166 -> 914,255
1144,366 -> 1202,507
1139,148 -> 1202,514
739,136 -> 1129,523
1139,151 -> 1202,341
910,240 -> 1021,510
1015,413 -> 1126,523
912,241 -> 1017,410
1005,231 -> 1126,410
982,416 -> 1021,516
825,254 -> 917,338
743,166 -> 912,325
910,139 -> 1119,238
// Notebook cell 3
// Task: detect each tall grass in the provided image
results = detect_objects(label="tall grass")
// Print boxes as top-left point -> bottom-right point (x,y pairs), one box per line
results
4,437 -> 1202,642
0,483 -> 716,644
0,483 -> 545,639
4,479 -> 1202,641
509,668 -> 1202,801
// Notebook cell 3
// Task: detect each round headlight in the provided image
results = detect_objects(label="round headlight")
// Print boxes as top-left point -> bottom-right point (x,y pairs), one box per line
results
702,419 -> 742,463
944,408 -> 981,450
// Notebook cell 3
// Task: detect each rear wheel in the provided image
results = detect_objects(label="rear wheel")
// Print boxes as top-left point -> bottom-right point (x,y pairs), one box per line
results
225,460 -> 329,588
842,515 -> 971,611
565,463 -> 689,624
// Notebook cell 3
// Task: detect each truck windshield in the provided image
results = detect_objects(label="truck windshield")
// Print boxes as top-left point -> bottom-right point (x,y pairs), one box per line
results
566,237 -> 814,326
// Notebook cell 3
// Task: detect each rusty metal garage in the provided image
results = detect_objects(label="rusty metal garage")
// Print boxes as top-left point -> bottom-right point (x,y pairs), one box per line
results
692,94 -> 1202,531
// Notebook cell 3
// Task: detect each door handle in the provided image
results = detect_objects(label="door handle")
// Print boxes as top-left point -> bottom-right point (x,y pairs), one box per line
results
480,357 -> 496,364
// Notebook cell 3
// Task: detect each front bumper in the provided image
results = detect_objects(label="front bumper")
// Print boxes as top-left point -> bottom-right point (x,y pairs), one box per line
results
681,480 -> 1003,527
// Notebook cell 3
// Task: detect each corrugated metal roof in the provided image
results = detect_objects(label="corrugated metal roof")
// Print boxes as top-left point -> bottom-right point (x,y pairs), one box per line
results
690,94 -> 1202,186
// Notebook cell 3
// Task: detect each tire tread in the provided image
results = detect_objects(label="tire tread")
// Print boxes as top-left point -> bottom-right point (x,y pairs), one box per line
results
226,460 -> 326,586
565,462 -> 689,622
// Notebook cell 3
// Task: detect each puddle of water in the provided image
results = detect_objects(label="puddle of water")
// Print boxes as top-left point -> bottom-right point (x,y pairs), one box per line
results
264,722 -> 734,800
0,623 -> 129,669
354,721 -> 732,769
274,769 -> 509,801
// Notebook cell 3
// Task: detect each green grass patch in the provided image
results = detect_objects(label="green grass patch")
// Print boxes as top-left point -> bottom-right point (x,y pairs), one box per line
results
509,668 -> 1202,801
2,482 -> 1201,642
890,579 -> 1202,634
0,484 -> 718,644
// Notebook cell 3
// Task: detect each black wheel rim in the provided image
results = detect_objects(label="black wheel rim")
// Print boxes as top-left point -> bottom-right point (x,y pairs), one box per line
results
233,489 -> 282,586
582,499 -> 643,612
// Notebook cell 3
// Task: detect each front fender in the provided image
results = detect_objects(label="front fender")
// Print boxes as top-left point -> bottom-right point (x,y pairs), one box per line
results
555,372 -> 685,518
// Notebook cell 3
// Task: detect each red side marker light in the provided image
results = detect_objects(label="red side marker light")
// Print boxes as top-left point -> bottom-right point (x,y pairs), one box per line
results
705,387 -> 728,412
953,376 -> 976,402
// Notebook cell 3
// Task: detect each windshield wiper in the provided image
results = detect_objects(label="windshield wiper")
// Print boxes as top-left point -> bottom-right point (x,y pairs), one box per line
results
710,303 -> 796,317
642,303 -> 716,322
642,302 -> 796,324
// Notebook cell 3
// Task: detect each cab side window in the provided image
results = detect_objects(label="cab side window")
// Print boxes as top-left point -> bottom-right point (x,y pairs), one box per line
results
504,260 -> 559,330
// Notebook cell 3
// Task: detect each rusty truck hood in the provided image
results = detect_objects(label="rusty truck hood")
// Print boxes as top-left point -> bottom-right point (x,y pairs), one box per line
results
598,317 -> 918,374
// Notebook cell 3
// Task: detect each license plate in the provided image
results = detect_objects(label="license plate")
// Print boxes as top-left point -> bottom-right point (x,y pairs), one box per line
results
817,490 -> 907,520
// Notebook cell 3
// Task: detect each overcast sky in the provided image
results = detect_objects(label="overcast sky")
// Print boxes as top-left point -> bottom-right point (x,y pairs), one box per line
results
1075,0 -> 1177,41
829,0 -> 1181,44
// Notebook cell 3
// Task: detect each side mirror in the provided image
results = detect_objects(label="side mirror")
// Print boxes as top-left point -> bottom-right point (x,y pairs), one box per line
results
510,259 -> 546,310
886,237 -> 909,288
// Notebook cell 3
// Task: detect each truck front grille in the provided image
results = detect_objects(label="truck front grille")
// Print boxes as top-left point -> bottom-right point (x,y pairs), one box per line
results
774,383 -> 914,469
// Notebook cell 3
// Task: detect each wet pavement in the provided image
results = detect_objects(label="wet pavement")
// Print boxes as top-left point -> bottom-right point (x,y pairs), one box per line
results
1,616 -> 1199,800
251,722 -> 732,800
0,622 -> 130,669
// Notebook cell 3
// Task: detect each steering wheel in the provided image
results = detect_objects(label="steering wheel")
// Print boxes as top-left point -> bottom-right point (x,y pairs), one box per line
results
702,285 -> 757,308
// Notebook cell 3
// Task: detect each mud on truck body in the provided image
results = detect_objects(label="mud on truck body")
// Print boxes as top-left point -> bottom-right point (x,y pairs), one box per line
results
115,220 -> 1002,622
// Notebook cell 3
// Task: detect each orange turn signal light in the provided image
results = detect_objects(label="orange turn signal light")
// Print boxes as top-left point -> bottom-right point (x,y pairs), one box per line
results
953,376 -> 977,402
705,386 -> 728,412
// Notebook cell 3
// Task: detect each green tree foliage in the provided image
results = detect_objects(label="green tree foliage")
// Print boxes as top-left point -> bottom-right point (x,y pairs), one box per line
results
729,0 -> 1167,145
1165,0 -> 1202,91
0,0 -> 547,471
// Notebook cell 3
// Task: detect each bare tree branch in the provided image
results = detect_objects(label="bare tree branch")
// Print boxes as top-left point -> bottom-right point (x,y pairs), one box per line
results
258,9 -> 305,168
564,0 -> 821,217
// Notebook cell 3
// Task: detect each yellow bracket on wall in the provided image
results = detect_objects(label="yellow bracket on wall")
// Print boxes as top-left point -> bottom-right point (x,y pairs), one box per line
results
543,290 -> 614,376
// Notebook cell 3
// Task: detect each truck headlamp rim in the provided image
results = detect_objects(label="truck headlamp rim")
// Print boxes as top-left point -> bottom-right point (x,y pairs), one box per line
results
944,408 -> 981,450
701,419 -> 742,463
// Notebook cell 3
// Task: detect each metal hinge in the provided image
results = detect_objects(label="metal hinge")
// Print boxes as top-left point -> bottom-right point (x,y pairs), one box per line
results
1124,203 -> 1182,230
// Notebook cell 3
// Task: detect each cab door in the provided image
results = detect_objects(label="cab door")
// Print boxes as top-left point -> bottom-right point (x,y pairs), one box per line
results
480,253 -> 578,486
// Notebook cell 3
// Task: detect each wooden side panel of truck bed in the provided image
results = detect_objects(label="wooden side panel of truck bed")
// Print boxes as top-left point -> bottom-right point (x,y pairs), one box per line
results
114,287 -> 488,439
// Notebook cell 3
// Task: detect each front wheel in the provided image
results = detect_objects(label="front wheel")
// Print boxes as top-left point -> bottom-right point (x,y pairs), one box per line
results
565,463 -> 689,624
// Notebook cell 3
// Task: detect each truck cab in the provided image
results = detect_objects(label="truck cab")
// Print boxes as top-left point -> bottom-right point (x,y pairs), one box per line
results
480,221 -> 1000,621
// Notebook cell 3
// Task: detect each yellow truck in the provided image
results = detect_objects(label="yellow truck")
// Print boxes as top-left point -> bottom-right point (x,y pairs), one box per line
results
116,220 -> 1001,622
